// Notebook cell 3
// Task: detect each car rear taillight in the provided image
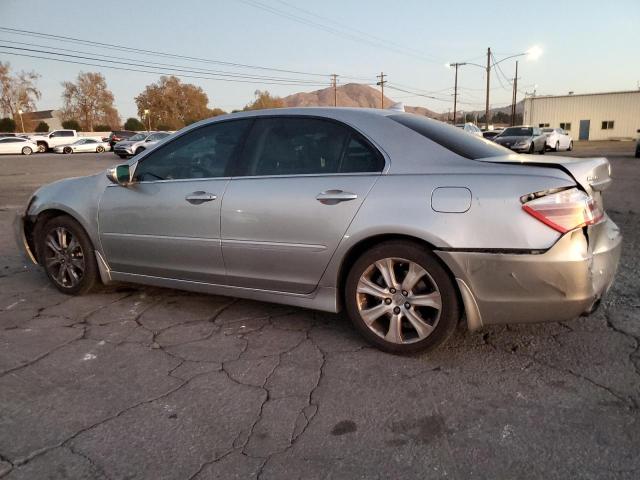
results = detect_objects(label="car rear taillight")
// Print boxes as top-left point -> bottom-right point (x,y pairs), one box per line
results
522,188 -> 603,233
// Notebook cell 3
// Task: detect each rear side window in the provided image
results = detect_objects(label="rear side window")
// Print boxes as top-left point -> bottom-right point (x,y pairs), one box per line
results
389,113 -> 509,159
242,117 -> 383,176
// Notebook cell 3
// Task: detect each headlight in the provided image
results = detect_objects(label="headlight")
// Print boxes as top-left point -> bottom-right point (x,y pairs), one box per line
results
514,140 -> 530,147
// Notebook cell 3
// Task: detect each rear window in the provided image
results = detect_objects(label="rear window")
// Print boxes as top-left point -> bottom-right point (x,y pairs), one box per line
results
389,113 -> 508,159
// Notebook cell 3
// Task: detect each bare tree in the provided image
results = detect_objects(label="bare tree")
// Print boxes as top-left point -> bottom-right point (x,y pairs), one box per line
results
61,72 -> 120,131
0,62 -> 41,117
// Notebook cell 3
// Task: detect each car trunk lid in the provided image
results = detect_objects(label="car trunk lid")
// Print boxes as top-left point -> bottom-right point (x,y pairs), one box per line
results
479,154 -> 612,194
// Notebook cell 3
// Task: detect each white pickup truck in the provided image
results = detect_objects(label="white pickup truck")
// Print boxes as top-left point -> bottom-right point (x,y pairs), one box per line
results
28,130 -> 79,152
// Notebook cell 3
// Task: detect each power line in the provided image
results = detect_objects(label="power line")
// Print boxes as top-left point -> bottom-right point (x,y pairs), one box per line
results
237,0 -> 444,64
0,25 -> 330,77
272,0 -> 442,62
0,41 -> 328,84
0,49 -> 330,86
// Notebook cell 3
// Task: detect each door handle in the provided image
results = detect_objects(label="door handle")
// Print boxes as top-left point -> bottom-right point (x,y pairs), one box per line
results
185,191 -> 217,205
316,190 -> 358,205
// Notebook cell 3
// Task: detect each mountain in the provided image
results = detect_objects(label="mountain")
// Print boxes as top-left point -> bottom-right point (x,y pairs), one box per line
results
281,82 -> 518,121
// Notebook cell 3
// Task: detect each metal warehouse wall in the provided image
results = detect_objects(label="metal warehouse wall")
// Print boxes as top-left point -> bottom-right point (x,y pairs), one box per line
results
523,91 -> 640,141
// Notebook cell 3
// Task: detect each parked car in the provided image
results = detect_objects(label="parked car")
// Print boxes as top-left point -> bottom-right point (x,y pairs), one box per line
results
542,128 -> 573,151
28,129 -> 79,152
107,130 -> 137,150
0,136 -> 38,155
113,131 -> 171,158
493,126 -> 547,154
14,108 -> 621,354
456,122 -> 483,136
53,138 -> 111,154
482,130 -> 501,140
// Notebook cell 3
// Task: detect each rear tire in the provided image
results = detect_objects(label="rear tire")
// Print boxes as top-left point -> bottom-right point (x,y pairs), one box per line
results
21,146 -> 33,155
568,141 -> 574,151
528,143 -> 534,154
63,146 -> 73,154
344,241 -> 459,354
96,145 -> 105,153
555,141 -> 560,152
35,215 -> 99,295
117,154 -> 127,159
539,144 -> 545,154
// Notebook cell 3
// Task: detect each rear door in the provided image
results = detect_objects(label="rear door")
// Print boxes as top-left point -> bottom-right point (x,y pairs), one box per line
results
98,119 -> 252,283
221,116 -> 385,294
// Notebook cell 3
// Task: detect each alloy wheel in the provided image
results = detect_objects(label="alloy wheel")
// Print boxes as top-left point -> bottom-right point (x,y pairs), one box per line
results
43,227 -> 85,288
356,257 -> 441,344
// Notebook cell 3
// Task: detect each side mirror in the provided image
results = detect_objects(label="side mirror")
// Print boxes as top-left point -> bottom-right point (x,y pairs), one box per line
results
106,164 -> 132,186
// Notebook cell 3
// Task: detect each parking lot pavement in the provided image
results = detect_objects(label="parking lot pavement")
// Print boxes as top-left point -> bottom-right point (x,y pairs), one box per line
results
0,143 -> 639,479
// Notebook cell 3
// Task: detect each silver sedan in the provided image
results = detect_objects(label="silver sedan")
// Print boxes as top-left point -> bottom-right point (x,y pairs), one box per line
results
53,138 -> 111,154
14,108 -> 621,353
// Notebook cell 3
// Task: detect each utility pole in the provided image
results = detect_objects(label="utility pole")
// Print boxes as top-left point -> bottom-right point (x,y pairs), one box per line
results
510,60 -> 519,126
330,74 -> 338,106
449,62 -> 466,125
485,47 -> 491,130
376,72 -> 387,109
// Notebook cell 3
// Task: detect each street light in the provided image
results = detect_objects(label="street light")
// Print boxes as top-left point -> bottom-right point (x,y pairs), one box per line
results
17,109 -> 25,133
447,45 -> 542,129
144,109 -> 150,132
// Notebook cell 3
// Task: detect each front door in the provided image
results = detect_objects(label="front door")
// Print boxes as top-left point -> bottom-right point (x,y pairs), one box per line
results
98,119 -> 253,283
221,116 -> 385,294
579,120 -> 590,140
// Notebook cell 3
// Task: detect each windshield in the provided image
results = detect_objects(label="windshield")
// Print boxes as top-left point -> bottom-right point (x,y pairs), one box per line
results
542,128 -> 554,133
129,133 -> 147,141
500,127 -> 532,137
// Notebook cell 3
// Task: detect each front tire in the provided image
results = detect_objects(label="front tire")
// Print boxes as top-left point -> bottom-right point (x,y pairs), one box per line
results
96,145 -> 105,153
37,143 -> 47,153
35,216 -> 98,295
555,141 -> 560,152
568,141 -> 574,151
21,146 -> 33,155
344,241 -> 459,354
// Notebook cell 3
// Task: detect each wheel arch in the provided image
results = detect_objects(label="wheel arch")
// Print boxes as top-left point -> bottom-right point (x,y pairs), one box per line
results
27,208 -> 88,263
335,233 -> 464,323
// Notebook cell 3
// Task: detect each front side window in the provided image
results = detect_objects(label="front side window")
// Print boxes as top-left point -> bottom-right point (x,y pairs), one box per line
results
133,120 -> 251,182
61,131 -> 75,137
242,117 -> 383,176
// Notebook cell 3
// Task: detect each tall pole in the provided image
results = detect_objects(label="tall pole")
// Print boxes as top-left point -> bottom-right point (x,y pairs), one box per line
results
511,60 -> 519,126
485,47 -> 491,130
330,74 -> 338,106
449,62 -> 465,124
17,109 -> 25,133
376,72 -> 387,109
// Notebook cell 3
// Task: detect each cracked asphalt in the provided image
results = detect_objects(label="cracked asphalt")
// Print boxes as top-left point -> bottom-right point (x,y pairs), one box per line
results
0,142 -> 639,479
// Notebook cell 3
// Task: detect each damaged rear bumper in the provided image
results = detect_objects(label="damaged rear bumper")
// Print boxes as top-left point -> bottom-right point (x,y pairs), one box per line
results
436,216 -> 622,330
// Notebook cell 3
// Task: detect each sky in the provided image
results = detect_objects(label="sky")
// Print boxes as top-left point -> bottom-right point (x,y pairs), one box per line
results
1,0 -> 639,120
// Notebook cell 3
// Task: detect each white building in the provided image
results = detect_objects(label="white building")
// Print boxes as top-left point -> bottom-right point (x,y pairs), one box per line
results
523,90 -> 640,141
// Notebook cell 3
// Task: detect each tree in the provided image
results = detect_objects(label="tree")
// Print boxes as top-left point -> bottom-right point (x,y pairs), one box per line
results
135,76 -> 218,130
62,119 -> 81,130
61,72 -> 120,131
94,124 -> 111,132
124,117 -> 145,130
35,121 -> 49,133
156,124 -> 171,131
243,90 -> 284,111
0,117 -> 16,132
0,62 -> 41,118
